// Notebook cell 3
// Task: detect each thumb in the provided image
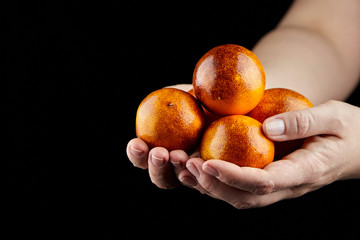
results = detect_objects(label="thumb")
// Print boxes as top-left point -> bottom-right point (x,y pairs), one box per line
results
262,100 -> 343,141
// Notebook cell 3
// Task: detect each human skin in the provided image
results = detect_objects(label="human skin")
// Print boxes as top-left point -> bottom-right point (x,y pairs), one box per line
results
183,100 -> 360,208
126,0 -> 360,207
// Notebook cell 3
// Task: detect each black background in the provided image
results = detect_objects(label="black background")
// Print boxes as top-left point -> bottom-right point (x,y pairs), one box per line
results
5,1 -> 360,239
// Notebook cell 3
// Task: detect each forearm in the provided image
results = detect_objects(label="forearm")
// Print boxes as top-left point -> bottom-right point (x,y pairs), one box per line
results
252,0 -> 360,105
252,27 -> 349,104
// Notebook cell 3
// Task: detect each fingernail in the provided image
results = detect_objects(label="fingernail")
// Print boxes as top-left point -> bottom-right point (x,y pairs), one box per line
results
265,119 -> 285,136
179,176 -> 197,187
151,155 -> 164,167
130,145 -> 143,157
203,164 -> 219,177
186,162 -> 200,178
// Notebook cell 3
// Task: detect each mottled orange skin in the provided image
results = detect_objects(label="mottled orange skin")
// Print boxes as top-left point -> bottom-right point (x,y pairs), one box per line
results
200,115 -> 274,168
136,88 -> 206,153
193,44 -> 266,116
188,89 -> 221,127
248,88 -> 313,123
248,88 -> 313,159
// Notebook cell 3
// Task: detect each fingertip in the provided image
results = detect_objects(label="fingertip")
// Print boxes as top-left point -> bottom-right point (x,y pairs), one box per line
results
202,159 -> 243,178
147,147 -> 181,189
185,158 -> 204,172
169,150 -> 189,169
202,159 -> 238,170
262,118 -> 285,140
149,147 -> 170,168
202,163 -> 219,177
202,159 -> 219,172
127,138 -> 149,155
127,138 -> 149,169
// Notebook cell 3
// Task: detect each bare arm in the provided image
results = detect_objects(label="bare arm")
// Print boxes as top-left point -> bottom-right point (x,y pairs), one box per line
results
253,0 -> 360,104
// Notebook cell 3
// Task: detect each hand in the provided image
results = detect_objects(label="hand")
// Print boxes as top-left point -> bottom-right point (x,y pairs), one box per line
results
126,138 -> 189,189
127,138 -> 213,193
180,100 -> 360,209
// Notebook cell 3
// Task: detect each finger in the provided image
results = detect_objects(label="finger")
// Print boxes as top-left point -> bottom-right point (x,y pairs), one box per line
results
178,169 -> 204,192
202,155 -> 315,195
262,100 -> 345,141
186,159 -> 293,209
186,158 -> 232,196
126,138 -> 149,169
202,160 -> 274,194
148,147 -> 180,189
178,164 -> 219,198
169,150 -> 188,169
169,150 -> 189,175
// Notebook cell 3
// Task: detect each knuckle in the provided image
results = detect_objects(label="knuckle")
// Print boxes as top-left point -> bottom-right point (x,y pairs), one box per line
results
289,187 -> 307,199
253,180 -> 275,195
223,176 -> 240,189
201,178 -> 216,192
233,201 -> 253,209
322,100 -> 348,133
158,184 -> 177,190
232,199 -> 268,209
294,111 -> 314,138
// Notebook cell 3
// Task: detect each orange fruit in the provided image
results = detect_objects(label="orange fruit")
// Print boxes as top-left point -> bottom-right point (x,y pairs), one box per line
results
200,115 -> 274,168
248,88 -> 313,123
136,88 -> 206,153
187,88 -> 221,126
192,44 -> 266,116
248,88 -> 313,159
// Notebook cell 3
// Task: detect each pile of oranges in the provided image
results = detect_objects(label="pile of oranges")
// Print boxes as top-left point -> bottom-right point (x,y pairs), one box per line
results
136,44 -> 313,168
